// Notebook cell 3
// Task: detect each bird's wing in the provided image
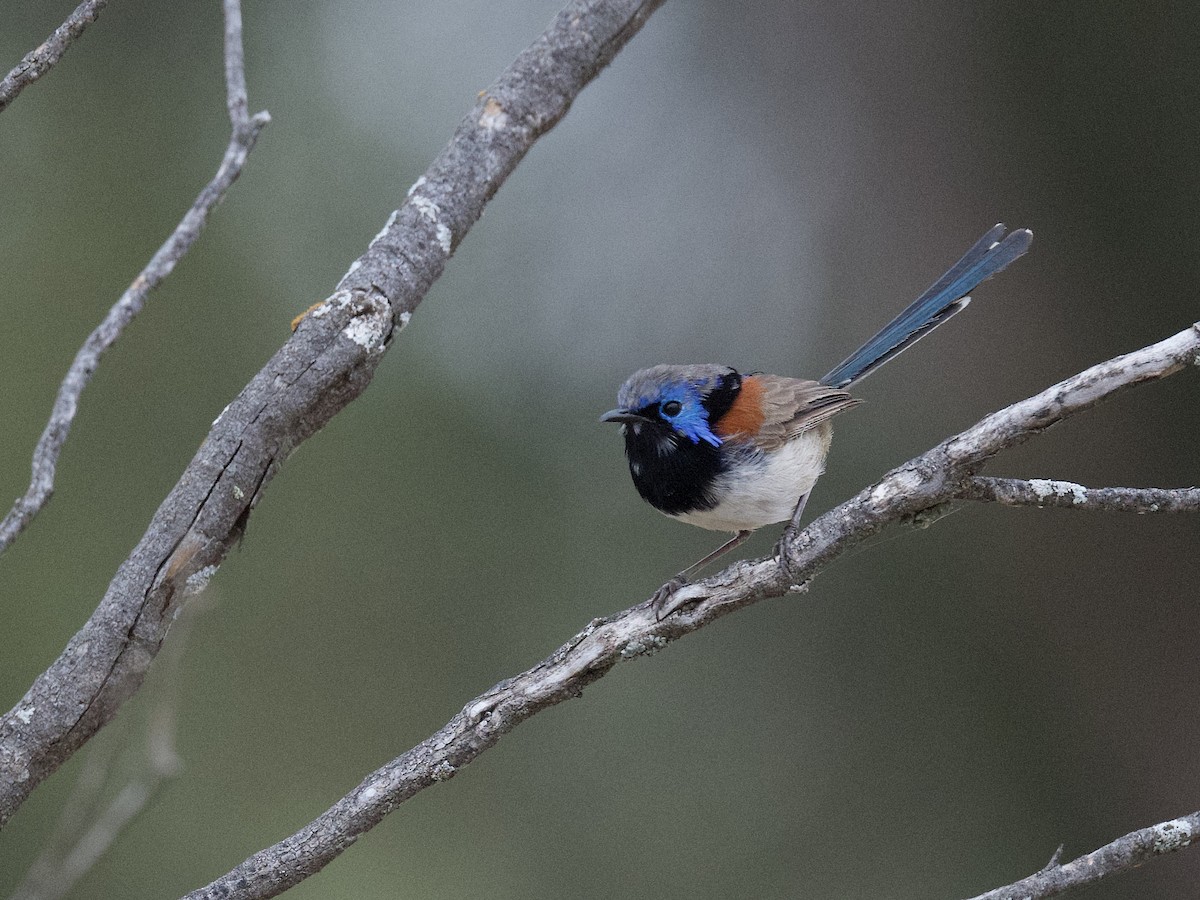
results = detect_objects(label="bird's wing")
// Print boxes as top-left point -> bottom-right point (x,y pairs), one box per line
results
746,375 -> 862,451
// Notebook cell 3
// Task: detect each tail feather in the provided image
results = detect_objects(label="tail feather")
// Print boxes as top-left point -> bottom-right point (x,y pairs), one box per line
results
820,224 -> 1032,389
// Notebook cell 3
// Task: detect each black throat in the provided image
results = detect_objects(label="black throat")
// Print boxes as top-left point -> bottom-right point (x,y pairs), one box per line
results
621,370 -> 742,517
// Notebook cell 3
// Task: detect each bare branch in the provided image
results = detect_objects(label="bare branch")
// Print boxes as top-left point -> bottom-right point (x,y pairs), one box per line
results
0,0 -> 109,113
221,0 -> 251,126
181,324 -> 1200,899
0,1 -> 270,557
0,0 -> 666,831
960,476 -> 1200,513
965,812 -> 1200,899
5,1 -> 1196,893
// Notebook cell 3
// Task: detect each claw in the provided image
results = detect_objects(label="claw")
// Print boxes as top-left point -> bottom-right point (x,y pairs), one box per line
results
651,577 -> 713,620
650,575 -> 689,620
774,492 -> 810,583
773,534 -> 795,582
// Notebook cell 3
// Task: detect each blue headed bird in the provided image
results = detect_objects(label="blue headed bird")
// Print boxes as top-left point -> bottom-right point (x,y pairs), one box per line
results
602,224 -> 1032,617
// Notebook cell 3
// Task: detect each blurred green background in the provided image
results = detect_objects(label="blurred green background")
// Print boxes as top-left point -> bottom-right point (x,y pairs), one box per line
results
2,1 -> 1199,897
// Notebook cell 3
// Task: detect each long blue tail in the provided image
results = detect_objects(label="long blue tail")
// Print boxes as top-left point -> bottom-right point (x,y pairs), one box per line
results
820,224 -> 1032,389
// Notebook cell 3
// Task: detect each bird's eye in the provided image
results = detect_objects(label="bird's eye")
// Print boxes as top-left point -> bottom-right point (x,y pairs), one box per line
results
661,400 -> 683,417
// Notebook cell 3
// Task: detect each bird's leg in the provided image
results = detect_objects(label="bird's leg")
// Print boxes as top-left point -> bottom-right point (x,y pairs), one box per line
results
680,529 -> 756,580
652,529 -> 754,620
773,491 -> 811,581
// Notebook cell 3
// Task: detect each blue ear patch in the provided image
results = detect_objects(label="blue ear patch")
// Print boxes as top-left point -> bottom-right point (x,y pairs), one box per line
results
663,395 -> 722,447
622,380 -> 721,448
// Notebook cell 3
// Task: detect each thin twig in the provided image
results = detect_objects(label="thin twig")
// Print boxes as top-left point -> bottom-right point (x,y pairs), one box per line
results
0,0 -> 109,113
0,0 -> 270,557
960,477 -> 1200,513
1,1 -> 1196,895
221,0 -> 251,128
0,0 -> 665,832
965,812 -> 1200,899
181,324 -> 1200,900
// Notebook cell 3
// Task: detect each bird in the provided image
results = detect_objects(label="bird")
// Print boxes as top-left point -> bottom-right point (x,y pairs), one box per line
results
601,223 -> 1032,618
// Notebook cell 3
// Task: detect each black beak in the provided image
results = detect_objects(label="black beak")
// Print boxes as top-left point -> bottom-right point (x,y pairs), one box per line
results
600,408 -> 651,425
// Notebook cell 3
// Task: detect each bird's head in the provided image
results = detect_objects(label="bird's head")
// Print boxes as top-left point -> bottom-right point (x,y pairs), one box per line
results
600,364 -> 741,449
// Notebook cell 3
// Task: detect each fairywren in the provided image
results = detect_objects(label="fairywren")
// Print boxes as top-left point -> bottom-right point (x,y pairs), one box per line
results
602,224 -> 1032,617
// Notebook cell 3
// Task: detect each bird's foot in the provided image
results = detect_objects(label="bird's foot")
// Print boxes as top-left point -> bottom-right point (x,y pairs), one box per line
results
774,492 -> 810,583
773,525 -> 800,583
650,575 -> 691,621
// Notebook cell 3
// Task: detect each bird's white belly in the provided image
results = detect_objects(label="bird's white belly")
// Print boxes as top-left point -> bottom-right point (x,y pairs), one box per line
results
673,429 -> 831,533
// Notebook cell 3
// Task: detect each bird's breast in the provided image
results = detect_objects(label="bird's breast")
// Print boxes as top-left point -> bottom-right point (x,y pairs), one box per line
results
673,425 -> 832,532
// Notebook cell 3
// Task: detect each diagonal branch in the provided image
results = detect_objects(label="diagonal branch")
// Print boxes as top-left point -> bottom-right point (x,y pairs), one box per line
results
0,0 -> 667,831
965,811 -> 1199,899
960,476 -> 1200,513
0,0 -> 110,114
181,323 -> 1200,900
0,0 -> 270,557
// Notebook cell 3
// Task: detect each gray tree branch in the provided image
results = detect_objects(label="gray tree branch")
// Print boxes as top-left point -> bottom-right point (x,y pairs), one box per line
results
0,0 -> 667,831
5,3 -> 1197,897
0,0 -> 109,114
0,0 -> 270,557
181,324 -> 1200,900
960,476 -> 1200,513
966,812 -> 1199,899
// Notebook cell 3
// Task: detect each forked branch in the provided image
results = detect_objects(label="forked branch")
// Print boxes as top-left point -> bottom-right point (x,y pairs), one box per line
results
0,0 -> 668,831
182,327 -> 1199,899
0,0 -> 269,556
2,2 -> 1196,898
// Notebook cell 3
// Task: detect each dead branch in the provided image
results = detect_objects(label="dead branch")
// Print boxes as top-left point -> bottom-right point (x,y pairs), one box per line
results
0,0 -> 109,113
0,0 -> 666,831
182,326 -> 1200,899
0,0 -> 269,556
